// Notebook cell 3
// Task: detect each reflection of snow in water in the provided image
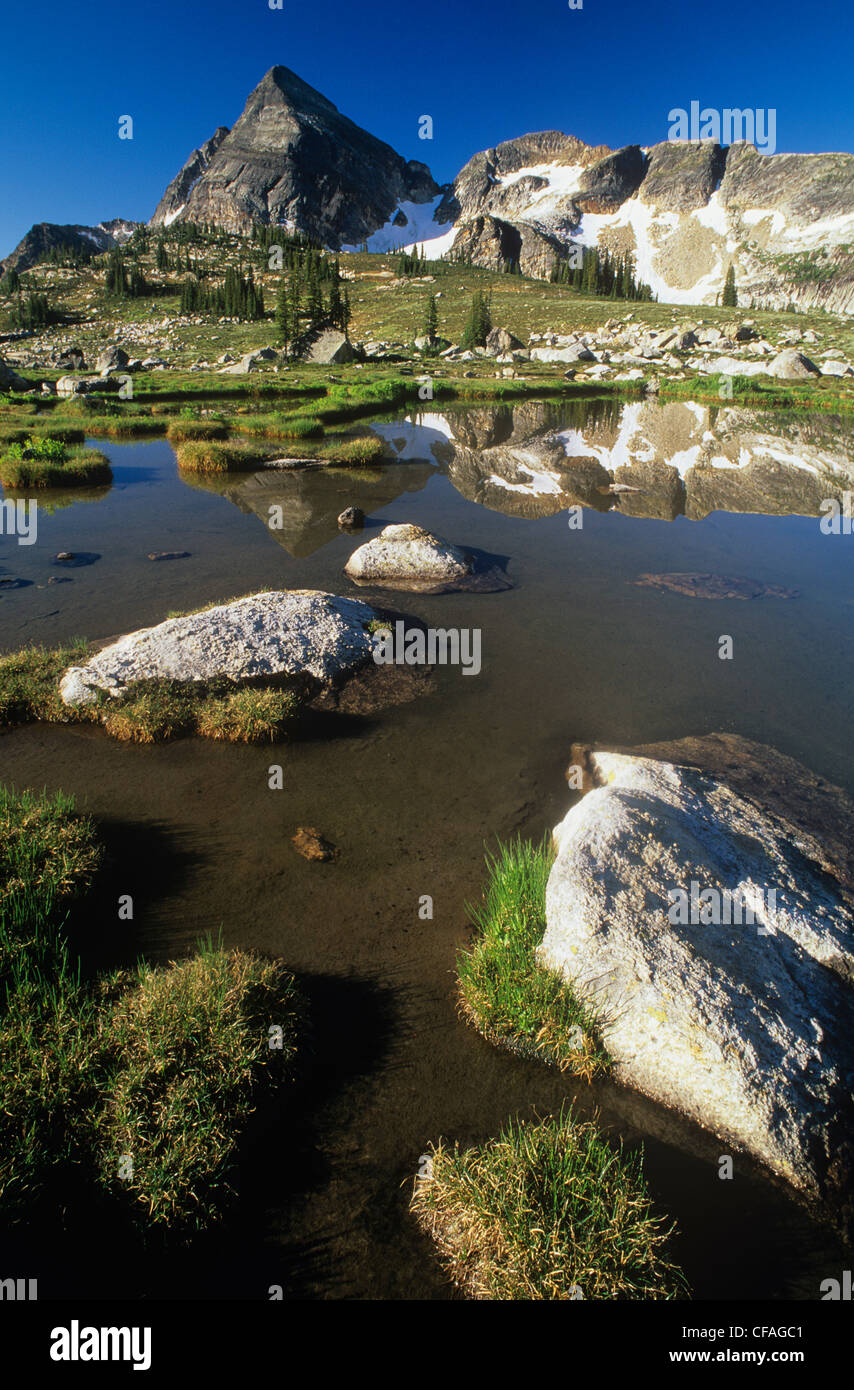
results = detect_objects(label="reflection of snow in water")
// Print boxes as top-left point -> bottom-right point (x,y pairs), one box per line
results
370,413 -> 456,462
486,458 -> 564,496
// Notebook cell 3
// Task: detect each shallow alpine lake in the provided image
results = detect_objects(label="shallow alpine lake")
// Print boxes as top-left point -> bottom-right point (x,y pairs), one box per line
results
1,396 -> 853,1299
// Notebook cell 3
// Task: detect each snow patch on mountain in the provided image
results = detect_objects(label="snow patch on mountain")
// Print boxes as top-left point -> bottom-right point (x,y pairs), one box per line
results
342,195 -> 452,254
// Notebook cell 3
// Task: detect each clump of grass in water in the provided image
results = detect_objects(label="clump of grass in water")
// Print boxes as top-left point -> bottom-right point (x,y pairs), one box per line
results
0,785 -> 102,1002
320,435 -> 385,466
166,418 -> 230,444
233,412 -> 325,440
94,941 -> 302,1232
99,679 -> 304,744
411,1107 -> 689,1300
457,835 -> 610,1078
1,941 -> 303,1232
0,439 -> 112,488
174,439 -> 274,473
0,785 -> 304,1233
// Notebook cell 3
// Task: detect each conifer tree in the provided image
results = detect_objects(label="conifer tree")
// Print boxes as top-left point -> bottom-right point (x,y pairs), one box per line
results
275,275 -> 289,346
423,292 -> 439,343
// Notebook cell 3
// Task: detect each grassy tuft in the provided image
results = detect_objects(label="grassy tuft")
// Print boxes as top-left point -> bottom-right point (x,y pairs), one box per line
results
0,784 -> 304,1234
0,642 -> 91,727
0,785 -> 101,1001
457,836 -> 610,1079
321,435 -> 386,466
95,942 -> 302,1232
166,418 -> 229,444
0,942 -> 302,1232
234,412 -> 325,440
0,442 -> 112,489
194,684 -> 303,742
98,678 -> 305,745
174,439 -> 273,473
411,1108 -> 689,1300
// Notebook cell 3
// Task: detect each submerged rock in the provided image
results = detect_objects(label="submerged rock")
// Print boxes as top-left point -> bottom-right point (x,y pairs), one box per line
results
540,749 -> 854,1220
59,590 -> 380,707
291,826 -> 338,862
634,572 -> 798,600
338,506 -> 365,531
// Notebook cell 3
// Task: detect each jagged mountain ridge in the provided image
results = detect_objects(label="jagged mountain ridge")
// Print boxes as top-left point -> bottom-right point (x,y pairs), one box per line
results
146,64 -> 853,310
435,133 -> 854,311
0,219 -> 139,276
4,64 -> 854,312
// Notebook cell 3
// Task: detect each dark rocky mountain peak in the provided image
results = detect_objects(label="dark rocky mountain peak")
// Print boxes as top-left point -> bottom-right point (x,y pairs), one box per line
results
150,65 -> 441,246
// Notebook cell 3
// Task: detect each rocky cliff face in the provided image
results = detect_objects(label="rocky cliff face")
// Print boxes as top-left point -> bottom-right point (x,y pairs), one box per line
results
149,66 -> 440,246
151,127 -> 230,228
437,134 -> 854,311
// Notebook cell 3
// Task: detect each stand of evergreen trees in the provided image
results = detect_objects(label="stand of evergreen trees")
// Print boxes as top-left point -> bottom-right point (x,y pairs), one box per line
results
105,249 -> 148,299
396,245 -> 428,276
274,251 -> 350,351
551,246 -> 655,301
35,243 -> 93,270
180,266 -> 265,320
13,291 -> 58,329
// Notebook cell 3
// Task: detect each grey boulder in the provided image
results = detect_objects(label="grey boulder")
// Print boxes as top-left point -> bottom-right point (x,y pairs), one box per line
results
301,329 -> 360,365
540,749 -> 854,1218
96,345 -> 130,373
767,348 -> 821,380
0,356 -> 34,391
59,589 -> 380,707
345,523 -> 471,590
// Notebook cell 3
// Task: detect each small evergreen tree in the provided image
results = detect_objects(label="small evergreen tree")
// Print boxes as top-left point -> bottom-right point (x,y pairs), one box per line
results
275,275 -> 289,346
422,292 -> 439,344
460,290 -> 492,348
722,264 -> 738,308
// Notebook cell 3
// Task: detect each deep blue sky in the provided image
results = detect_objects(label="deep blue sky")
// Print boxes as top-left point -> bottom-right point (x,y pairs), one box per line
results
1,0 -> 851,257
